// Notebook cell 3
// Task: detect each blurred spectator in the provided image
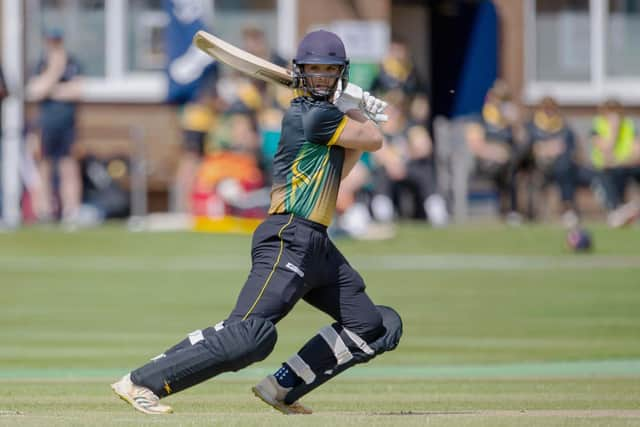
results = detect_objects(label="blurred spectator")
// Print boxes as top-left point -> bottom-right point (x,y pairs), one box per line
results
191,107 -> 269,219
373,90 -> 448,226
333,151 -> 377,238
0,65 -> 7,134
408,92 -> 430,126
0,66 -> 7,218
26,29 -> 83,225
173,85 -> 221,213
524,96 -> 592,227
463,80 -> 522,223
242,25 -> 287,69
257,88 -> 290,182
241,25 -> 288,109
590,99 -> 640,226
370,34 -> 420,95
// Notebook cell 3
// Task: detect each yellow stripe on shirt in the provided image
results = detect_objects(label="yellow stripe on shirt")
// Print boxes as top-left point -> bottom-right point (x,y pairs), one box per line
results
327,116 -> 348,146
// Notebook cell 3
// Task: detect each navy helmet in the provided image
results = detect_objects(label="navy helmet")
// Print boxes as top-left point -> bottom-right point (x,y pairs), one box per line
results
293,30 -> 349,99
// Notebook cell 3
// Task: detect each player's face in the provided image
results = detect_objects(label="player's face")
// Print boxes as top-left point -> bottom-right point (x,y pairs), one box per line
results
302,64 -> 341,97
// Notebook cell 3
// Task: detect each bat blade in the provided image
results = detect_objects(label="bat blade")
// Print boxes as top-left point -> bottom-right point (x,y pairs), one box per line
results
193,30 -> 294,88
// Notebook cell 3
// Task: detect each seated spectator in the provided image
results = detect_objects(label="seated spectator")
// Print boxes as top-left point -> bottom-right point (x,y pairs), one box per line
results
373,90 -> 448,226
524,96 -> 592,227
191,106 -> 269,219
173,86 -> 221,213
333,152 -> 387,239
463,81 -> 521,222
257,86 -> 292,183
590,99 -> 640,226
370,35 -> 420,95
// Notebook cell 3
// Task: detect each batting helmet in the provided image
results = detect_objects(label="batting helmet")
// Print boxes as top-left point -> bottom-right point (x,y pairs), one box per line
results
292,30 -> 350,99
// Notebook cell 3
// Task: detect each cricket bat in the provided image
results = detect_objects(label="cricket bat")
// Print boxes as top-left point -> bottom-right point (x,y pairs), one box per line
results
193,30 -> 296,88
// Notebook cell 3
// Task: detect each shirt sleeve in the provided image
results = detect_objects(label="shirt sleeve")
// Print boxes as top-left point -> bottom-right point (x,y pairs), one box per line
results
302,104 -> 348,146
33,58 -> 46,76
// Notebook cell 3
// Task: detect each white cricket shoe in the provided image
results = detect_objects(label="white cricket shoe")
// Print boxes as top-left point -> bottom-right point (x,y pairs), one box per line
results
252,375 -> 312,415
110,373 -> 173,415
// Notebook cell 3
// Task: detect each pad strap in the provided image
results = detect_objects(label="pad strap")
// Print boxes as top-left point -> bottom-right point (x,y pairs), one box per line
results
343,328 -> 374,356
319,326 -> 353,365
286,354 -> 316,384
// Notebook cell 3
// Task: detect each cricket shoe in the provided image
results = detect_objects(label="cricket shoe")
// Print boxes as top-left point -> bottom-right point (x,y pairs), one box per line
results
252,375 -> 312,415
110,373 -> 173,415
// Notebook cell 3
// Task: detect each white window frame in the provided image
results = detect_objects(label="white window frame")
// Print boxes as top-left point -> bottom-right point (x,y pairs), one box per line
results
524,0 -> 640,105
83,0 -> 166,102
25,0 -> 294,103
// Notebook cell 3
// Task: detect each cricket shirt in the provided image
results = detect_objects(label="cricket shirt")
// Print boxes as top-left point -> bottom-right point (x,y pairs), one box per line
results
268,96 -> 347,226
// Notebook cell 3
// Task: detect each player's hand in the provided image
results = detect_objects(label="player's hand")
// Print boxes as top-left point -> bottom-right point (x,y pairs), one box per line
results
362,91 -> 388,124
334,82 -> 364,113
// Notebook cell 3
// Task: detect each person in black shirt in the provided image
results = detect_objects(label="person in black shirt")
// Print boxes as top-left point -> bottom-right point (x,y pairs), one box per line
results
463,81 -> 521,221
0,65 -> 7,137
26,29 -> 83,223
524,96 -> 592,226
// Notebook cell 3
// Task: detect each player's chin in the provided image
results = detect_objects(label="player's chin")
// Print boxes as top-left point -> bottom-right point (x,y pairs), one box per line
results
313,86 -> 332,96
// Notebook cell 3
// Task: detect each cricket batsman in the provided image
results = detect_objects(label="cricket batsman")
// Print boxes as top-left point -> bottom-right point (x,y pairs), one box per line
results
111,29 -> 403,415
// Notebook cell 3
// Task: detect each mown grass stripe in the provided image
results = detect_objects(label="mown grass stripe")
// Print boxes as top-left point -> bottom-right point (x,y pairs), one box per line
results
2,360 -> 640,380
1,254 -> 640,272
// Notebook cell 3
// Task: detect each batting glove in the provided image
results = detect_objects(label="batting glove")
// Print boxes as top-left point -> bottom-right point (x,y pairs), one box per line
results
362,91 -> 388,123
334,82 -> 364,113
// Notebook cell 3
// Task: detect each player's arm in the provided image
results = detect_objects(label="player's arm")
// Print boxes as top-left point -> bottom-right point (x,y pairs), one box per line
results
26,53 -> 67,101
334,115 -> 383,152
49,78 -> 83,101
49,59 -> 83,102
341,148 -> 363,180
303,104 -> 382,152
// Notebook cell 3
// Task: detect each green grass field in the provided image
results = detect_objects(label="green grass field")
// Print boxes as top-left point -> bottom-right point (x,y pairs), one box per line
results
2,223 -> 640,426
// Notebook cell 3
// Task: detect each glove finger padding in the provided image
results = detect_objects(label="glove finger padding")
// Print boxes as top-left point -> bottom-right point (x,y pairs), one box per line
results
372,113 -> 388,123
362,92 -> 388,122
364,92 -> 376,112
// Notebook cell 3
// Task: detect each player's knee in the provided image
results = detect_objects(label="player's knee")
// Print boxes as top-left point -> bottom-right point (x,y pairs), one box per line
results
214,318 -> 277,368
368,305 -> 403,354
353,309 -> 384,343
187,318 -> 278,372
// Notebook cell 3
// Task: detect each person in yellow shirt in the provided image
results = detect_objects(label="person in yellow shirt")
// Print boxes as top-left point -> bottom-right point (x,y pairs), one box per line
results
590,99 -> 640,219
173,87 -> 221,213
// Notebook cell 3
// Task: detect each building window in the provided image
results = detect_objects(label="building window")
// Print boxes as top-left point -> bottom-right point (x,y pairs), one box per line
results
535,0 -> 590,82
127,0 -> 168,71
606,0 -> 640,78
525,0 -> 640,104
211,0 -> 279,54
23,0 -> 285,102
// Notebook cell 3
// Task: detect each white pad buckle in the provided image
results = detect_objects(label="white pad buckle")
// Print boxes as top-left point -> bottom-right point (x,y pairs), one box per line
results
286,354 -> 316,384
319,326 -> 353,365
343,328 -> 374,355
188,329 -> 205,344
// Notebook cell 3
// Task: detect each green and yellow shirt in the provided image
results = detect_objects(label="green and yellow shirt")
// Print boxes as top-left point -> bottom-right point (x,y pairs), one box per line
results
268,97 -> 348,226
